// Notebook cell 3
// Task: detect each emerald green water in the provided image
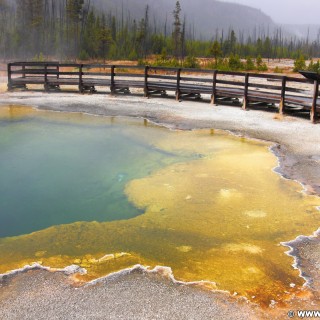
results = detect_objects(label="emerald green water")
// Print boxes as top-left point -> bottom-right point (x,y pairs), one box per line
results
0,108 -> 189,238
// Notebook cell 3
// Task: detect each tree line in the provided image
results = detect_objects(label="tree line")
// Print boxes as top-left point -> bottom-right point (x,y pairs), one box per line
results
0,0 -> 320,68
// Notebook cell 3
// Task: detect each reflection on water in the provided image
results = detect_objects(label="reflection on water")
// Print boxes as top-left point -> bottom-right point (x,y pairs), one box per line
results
0,105 -> 319,306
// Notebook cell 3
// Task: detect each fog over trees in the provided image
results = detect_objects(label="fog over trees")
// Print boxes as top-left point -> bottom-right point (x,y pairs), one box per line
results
222,0 -> 320,25
0,0 -> 319,61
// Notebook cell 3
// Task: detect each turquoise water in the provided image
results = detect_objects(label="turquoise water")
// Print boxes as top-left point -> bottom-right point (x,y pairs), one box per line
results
0,112 -> 189,238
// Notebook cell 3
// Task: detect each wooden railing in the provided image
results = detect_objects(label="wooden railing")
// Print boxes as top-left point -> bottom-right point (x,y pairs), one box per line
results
7,62 -> 319,123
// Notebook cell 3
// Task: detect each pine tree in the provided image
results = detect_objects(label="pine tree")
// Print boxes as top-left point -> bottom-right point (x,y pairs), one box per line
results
172,1 -> 181,59
81,11 -> 99,59
0,0 -> 10,58
230,30 -> 237,54
137,18 -> 146,59
210,40 -> 222,66
263,37 -> 272,62
99,14 -> 112,63
111,16 -> 116,41
66,0 -> 84,58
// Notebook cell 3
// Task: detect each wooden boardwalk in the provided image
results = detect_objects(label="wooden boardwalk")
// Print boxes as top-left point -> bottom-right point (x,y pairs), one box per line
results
7,62 -> 320,123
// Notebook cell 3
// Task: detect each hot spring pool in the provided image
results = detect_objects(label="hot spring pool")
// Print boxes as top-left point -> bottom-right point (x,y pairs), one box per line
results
0,105 -> 319,306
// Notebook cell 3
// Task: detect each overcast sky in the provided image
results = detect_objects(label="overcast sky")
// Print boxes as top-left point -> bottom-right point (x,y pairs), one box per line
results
222,0 -> 320,24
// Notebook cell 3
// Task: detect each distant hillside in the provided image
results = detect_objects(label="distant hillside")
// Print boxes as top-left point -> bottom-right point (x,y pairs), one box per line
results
283,24 -> 320,41
2,0 -> 318,60
93,0 -> 275,38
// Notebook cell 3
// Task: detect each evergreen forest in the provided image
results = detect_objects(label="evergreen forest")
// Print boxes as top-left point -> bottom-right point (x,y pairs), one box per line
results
0,0 -> 319,71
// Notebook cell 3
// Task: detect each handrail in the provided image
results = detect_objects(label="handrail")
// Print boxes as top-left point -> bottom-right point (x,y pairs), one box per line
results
114,65 -> 145,69
149,66 -> 179,72
7,61 -> 319,123
249,73 -> 282,80
10,61 -> 59,67
83,64 -> 113,69
148,75 -> 177,80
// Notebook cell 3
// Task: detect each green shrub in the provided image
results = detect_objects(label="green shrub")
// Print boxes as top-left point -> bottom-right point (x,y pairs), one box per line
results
128,50 -> 138,61
245,56 -> 255,70
256,55 -> 263,68
152,55 -> 180,67
258,63 -> 268,72
33,52 -> 45,62
160,47 -> 168,60
183,56 -> 200,69
293,54 -> 307,72
307,59 -> 320,73
205,58 -> 231,71
228,54 -> 243,70
217,58 -> 231,71
274,66 -> 283,73
137,59 -> 148,66
79,50 -> 89,61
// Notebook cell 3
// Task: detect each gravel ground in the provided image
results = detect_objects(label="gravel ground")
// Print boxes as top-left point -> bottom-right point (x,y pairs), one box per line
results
0,88 -> 319,319
0,266 -> 273,320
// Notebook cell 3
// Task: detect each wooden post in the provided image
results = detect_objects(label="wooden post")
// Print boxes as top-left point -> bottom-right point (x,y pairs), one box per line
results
311,79 -> 319,123
44,63 -> 48,91
22,64 -> 26,78
279,76 -> 287,114
110,65 -> 115,95
56,64 -> 59,79
79,64 -> 83,92
144,65 -> 149,98
242,73 -> 249,110
176,68 -> 181,101
211,70 -> 218,105
7,63 -> 12,91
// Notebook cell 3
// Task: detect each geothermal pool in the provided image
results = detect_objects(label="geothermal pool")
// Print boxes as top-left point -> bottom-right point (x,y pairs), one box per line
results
0,105 -> 319,306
